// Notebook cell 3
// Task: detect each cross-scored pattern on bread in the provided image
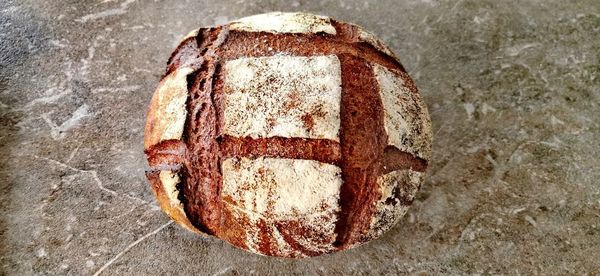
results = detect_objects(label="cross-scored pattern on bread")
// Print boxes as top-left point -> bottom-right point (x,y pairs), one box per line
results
144,12 -> 432,258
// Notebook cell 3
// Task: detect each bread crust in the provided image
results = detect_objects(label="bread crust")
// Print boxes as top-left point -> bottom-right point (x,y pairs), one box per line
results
146,170 -> 202,234
230,12 -> 337,35
144,64 -> 200,233
374,64 -> 433,160
144,67 -> 192,151
222,55 -> 342,141
144,12 -> 432,257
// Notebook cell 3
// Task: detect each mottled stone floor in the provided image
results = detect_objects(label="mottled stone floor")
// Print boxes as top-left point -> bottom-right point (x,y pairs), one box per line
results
1,0 -> 599,274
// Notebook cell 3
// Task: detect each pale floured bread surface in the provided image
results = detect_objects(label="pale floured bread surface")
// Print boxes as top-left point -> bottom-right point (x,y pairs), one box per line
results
230,12 -> 336,35
221,157 -> 342,255
366,169 -> 423,240
356,27 -> 397,59
144,67 -> 193,150
373,64 -> 432,160
221,157 -> 342,217
222,55 -> 342,141
181,28 -> 199,43
159,171 -> 185,210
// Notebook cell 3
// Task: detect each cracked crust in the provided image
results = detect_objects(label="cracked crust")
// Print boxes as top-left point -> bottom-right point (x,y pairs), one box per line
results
181,28 -> 200,43
144,61 -> 200,233
146,170 -> 202,234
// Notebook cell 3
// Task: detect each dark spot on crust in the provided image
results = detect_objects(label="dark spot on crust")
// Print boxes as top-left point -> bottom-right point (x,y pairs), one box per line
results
384,183 -> 415,207
284,91 -> 301,110
266,117 -> 277,129
301,113 -> 315,132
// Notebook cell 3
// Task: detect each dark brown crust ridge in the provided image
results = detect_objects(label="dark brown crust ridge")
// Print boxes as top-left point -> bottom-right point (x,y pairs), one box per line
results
219,135 -> 342,165
180,27 -> 227,234
145,170 -> 201,234
330,20 -> 406,72
334,54 -> 388,248
382,146 -> 428,174
145,140 -> 186,170
216,30 -> 403,72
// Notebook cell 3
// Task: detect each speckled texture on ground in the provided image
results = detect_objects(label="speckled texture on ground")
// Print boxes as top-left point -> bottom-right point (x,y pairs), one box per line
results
1,0 -> 599,275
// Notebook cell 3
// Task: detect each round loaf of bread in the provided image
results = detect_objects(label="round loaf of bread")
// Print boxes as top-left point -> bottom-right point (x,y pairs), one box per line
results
144,12 -> 432,258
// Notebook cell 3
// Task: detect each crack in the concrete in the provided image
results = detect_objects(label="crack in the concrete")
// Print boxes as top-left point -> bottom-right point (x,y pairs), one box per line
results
34,155 -> 148,204
212,267 -> 233,276
92,220 -> 173,276
40,104 -> 91,141
76,0 -> 137,23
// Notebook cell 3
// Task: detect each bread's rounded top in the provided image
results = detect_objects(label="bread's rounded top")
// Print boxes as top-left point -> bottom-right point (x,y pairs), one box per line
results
230,12 -> 337,35
229,12 -> 398,59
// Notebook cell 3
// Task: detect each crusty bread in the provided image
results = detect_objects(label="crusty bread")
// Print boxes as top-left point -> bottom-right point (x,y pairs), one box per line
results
144,12 -> 432,258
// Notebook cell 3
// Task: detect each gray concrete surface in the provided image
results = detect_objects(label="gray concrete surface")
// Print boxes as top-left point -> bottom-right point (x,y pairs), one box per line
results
1,0 -> 599,274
